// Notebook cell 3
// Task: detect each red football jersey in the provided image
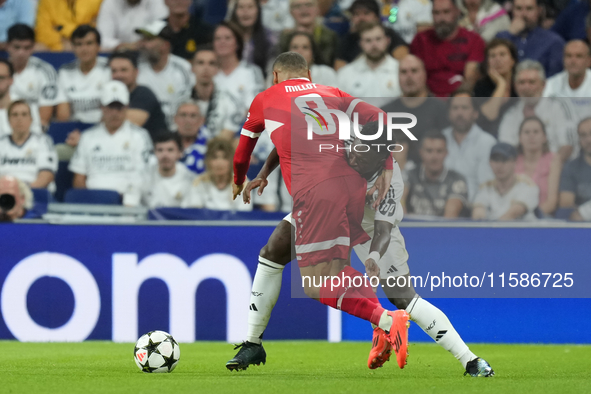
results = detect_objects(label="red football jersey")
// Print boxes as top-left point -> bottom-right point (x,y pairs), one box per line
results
234,78 -> 386,199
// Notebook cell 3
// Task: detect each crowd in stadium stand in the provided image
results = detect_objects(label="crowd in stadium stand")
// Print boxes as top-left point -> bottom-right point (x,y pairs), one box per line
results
0,0 -> 591,222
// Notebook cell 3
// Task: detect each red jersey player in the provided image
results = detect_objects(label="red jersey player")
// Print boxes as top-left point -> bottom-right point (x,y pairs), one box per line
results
232,52 -> 409,368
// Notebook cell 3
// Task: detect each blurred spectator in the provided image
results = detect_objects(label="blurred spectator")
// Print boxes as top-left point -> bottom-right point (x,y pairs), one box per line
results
474,38 -> 518,137
559,117 -> 591,217
442,91 -> 496,200
109,51 -> 168,141
319,0 -> 349,36
97,0 -> 169,52
278,0 -> 339,67
6,25 -> 57,130
458,0 -> 510,42
472,142 -> 539,220
495,0 -> 564,78
55,25 -> 111,125
136,20 -> 195,128
143,132 -> 194,208
0,59 -> 43,136
285,31 -> 337,86
337,22 -> 401,107
543,40 -> 591,121
335,0 -> 408,70
175,101 -> 209,174
551,0 -> 589,42
515,116 -> 561,215
498,60 -> 576,163
69,81 -> 153,207
381,54 -> 448,166
402,131 -> 469,218
190,46 -> 244,138
260,0 -> 295,33
0,175 -> 31,222
165,0 -> 214,60
229,0 -> 278,77
0,100 -> 57,188
381,0 -> 433,45
213,22 -> 263,121
35,0 -> 103,51
0,0 -> 35,50
183,137 -> 253,211
410,0 -> 485,96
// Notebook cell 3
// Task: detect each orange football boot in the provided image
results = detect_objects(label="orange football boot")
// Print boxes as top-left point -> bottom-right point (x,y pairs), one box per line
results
368,327 -> 392,369
387,310 -> 410,369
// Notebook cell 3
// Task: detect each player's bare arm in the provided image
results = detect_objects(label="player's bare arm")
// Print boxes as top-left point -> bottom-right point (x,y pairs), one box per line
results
365,219 -> 394,280
368,168 -> 393,210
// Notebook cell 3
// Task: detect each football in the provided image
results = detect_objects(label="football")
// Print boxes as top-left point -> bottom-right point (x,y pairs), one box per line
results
134,330 -> 180,373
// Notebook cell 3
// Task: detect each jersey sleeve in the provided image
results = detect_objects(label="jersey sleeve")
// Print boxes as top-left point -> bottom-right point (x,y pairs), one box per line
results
37,135 -> 58,173
38,64 -> 60,107
68,133 -> 88,175
233,92 -> 265,185
375,185 -> 399,225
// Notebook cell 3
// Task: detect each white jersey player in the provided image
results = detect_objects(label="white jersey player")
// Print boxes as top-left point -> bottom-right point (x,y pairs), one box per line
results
56,56 -> 111,124
143,161 -> 194,208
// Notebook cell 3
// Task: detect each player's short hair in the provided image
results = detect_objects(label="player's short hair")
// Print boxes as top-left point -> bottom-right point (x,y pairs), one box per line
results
357,21 -> 386,37
272,51 -> 309,75
286,31 -> 321,65
215,22 -> 243,61
420,130 -> 447,148
71,24 -> 101,45
7,100 -> 31,117
109,51 -> 139,69
154,131 -> 182,151
194,43 -> 215,56
358,120 -> 393,157
0,58 -> 14,77
7,24 -> 35,43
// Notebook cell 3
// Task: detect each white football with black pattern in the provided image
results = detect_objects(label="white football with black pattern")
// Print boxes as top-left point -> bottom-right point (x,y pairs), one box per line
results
134,330 -> 180,373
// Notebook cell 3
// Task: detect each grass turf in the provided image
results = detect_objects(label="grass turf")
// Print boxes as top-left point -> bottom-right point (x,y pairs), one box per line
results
0,341 -> 589,394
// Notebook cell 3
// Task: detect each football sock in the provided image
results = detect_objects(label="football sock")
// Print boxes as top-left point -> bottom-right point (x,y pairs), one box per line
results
319,266 -> 386,326
246,257 -> 285,345
405,296 -> 476,368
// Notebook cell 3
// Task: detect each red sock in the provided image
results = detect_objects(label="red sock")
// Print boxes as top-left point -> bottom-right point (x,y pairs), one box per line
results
318,266 -> 386,326
340,266 -> 380,305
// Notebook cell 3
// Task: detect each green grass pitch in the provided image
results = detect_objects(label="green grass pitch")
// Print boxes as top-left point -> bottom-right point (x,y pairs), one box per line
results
1,341 -> 589,394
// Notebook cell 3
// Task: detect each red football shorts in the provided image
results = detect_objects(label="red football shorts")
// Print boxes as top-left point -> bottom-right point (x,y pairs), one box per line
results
293,175 -> 370,267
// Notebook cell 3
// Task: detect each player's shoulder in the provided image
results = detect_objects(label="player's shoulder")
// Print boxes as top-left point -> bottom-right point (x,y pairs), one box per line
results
169,54 -> 192,71
96,56 -> 110,69
0,134 -> 10,144
28,56 -> 58,75
515,173 -> 538,188
59,60 -> 79,73
191,173 -> 209,187
447,169 -> 467,183
126,122 -> 152,139
80,124 -> 106,140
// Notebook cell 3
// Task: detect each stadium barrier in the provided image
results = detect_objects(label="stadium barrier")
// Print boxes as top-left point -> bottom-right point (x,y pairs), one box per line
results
0,222 -> 589,343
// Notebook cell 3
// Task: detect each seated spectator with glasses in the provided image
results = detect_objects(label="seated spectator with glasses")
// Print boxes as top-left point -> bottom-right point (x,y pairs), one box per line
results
472,142 -> 539,220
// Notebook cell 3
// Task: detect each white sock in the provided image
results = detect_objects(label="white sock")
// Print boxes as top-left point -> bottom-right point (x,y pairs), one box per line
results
246,257 -> 285,344
406,297 -> 476,368
377,310 -> 392,332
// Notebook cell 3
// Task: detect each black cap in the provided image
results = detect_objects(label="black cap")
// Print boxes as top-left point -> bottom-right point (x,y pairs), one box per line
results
490,142 -> 517,160
349,0 -> 381,17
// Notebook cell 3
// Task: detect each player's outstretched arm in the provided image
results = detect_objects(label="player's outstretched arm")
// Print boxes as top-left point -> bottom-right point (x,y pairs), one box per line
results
364,220 -> 394,280
368,169 -> 393,210
243,148 -> 280,204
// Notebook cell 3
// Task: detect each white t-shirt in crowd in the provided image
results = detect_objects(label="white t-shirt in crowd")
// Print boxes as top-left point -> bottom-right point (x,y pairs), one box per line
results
383,0 -> 433,44
473,174 -> 539,220
260,0 -> 294,32
197,88 -> 245,137
183,175 -> 253,212
498,98 -> 577,156
442,124 -> 496,201
214,61 -> 264,117
337,55 -> 401,108
11,56 -> 61,109
56,57 -> 111,124
0,133 -> 58,184
137,54 -> 195,128
69,121 -> 153,206
543,69 -> 591,122
143,162 -> 195,208
97,0 -> 169,49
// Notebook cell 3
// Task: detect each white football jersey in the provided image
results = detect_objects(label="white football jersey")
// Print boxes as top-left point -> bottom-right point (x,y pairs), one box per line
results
143,162 -> 195,208
0,133 -> 58,184
11,56 -> 61,108
137,54 -> 195,128
69,121 -> 153,205
213,61 -> 264,118
56,57 -> 111,124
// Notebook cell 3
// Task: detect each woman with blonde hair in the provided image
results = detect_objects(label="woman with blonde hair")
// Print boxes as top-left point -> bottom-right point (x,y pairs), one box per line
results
515,116 -> 562,215
183,137 -> 252,211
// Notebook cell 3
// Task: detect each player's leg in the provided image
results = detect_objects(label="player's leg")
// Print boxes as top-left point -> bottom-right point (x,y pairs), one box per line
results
376,228 -> 493,376
226,217 -> 293,371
